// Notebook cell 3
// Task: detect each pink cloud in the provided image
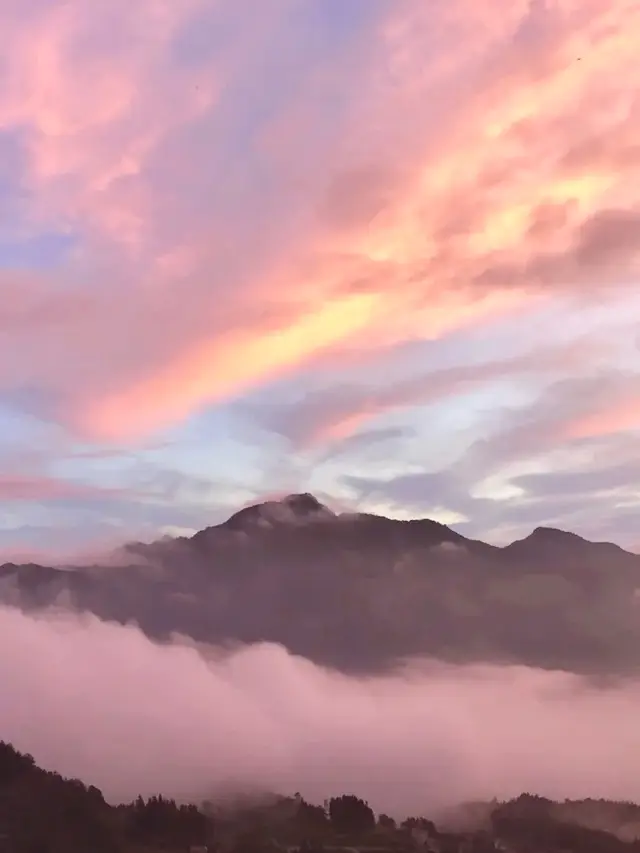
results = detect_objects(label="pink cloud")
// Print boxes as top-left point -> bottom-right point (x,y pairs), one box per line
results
0,0 -> 637,441
0,475 -> 91,501
257,336 -> 611,449
0,471 -> 135,502
564,399 -> 640,442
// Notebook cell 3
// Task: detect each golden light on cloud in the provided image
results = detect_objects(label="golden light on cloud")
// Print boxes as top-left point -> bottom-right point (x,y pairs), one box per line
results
0,0 -> 638,443
85,292 -> 383,440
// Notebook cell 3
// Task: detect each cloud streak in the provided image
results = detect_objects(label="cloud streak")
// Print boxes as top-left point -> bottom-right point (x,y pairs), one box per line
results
0,0 -> 636,442
250,336 -> 609,448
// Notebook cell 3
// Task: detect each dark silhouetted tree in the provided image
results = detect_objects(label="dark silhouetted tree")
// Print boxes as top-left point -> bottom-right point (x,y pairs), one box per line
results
401,817 -> 437,835
296,800 -> 328,831
328,796 -> 375,836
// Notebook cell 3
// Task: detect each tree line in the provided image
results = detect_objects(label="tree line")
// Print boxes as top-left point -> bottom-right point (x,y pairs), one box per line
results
1,741 -> 639,853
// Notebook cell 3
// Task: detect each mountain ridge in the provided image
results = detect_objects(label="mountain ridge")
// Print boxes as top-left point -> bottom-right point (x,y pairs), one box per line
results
188,492 -> 633,553
1,492 -> 639,676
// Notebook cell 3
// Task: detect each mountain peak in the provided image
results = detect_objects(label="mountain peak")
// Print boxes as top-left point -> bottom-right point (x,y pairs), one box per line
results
503,525 -> 631,567
528,526 -> 585,543
506,525 -> 602,556
281,492 -> 329,513
223,492 -> 335,530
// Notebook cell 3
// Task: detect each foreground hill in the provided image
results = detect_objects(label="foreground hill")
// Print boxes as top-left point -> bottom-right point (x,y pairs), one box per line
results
1,494 -> 639,674
1,740 -> 639,853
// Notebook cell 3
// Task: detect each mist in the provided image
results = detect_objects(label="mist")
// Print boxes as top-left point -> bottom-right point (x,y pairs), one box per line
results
1,604 -> 639,817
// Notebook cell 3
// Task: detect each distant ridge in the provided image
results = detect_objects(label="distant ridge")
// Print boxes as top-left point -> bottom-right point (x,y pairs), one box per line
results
1,493 -> 639,675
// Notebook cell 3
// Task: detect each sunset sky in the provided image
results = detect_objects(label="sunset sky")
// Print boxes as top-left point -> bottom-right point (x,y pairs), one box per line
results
0,0 -> 639,557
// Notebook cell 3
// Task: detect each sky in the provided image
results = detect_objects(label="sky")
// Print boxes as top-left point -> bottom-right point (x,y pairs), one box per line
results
0,0 -> 640,557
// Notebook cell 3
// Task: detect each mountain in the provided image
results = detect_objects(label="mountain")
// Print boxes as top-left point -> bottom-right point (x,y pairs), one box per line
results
1,494 -> 639,675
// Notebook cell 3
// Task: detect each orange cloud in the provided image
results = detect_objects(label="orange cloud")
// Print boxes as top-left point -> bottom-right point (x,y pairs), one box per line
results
84,291 -> 384,439
0,0 -> 638,440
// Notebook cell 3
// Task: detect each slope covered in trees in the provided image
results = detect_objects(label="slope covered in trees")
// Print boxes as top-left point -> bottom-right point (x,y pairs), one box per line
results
1,742 -> 639,853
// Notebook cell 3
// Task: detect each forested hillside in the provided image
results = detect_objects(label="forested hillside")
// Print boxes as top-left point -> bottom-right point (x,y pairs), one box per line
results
1,741 -> 639,853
